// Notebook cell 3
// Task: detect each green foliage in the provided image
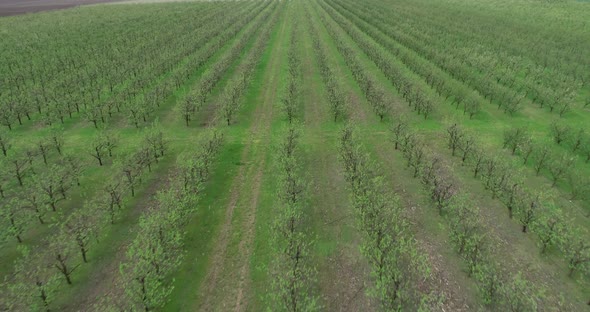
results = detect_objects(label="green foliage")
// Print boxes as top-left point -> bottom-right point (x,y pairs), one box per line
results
0,197 -> 31,243
474,264 -> 503,305
113,129 -> 224,309
532,207 -> 563,254
281,16 -> 302,125
500,272 -> 541,312
0,127 -> 12,157
2,247 -> 60,312
62,202 -> 103,263
307,11 -> 348,122
561,227 -> 590,277
268,126 -> 319,312
89,130 -> 118,166
503,127 -> 529,155
339,126 -> 431,309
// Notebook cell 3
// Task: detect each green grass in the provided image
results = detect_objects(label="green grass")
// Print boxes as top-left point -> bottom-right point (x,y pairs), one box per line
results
1,0 -> 589,310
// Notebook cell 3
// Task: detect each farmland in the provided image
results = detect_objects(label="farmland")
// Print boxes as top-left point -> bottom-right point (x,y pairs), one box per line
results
0,0 -> 122,16
0,0 -> 589,311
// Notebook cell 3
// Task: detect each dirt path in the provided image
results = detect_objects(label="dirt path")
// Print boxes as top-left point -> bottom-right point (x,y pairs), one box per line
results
196,9 -> 287,312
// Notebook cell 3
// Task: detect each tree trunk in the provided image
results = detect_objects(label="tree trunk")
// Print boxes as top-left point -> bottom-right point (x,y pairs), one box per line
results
40,288 -> 50,312
81,247 -> 88,263
16,172 -> 23,186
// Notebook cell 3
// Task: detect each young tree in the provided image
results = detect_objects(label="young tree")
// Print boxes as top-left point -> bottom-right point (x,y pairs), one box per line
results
178,94 -> 196,127
421,155 -> 441,187
3,247 -> 60,311
84,105 -> 104,128
431,171 -> 456,216
390,116 -> 409,150
408,143 -> 425,178
475,264 -> 503,305
568,171 -> 590,201
142,122 -> 166,163
102,178 -> 126,224
533,145 -> 551,175
500,272 -> 539,312
328,89 -> 346,122
63,204 -> 102,263
464,231 -> 487,277
470,147 -> 486,178
103,131 -> 118,157
581,136 -> 590,163
517,192 -> 547,233
119,207 -> 183,311
0,104 -> 15,130
371,90 -> 389,122
0,198 -> 30,243
119,261 -> 173,312
489,163 -> 514,200
562,228 -> 590,277
550,121 -> 570,145
463,93 -> 480,119
48,232 -> 80,285
339,126 -> 366,187
447,123 -> 464,156
270,201 -> 318,312
21,184 -> 48,224
448,195 -> 480,256
558,101 -> 571,117
127,102 -> 150,128
8,151 -> 32,186
37,138 -> 52,166
500,179 -> 523,219
89,131 -> 117,166
0,127 -> 11,156
503,127 -> 529,155
548,155 -> 575,187
49,127 -> 65,155
517,138 -> 535,165
455,135 -> 474,165
503,93 -> 524,116
60,154 -> 83,186
120,157 -> 142,197
532,208 -> 563,254
34,165 -> 68,211
420,96 -> 434,120
281,78 -> 299,124
482,157 -> 500,192
564,128 -> 584,152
